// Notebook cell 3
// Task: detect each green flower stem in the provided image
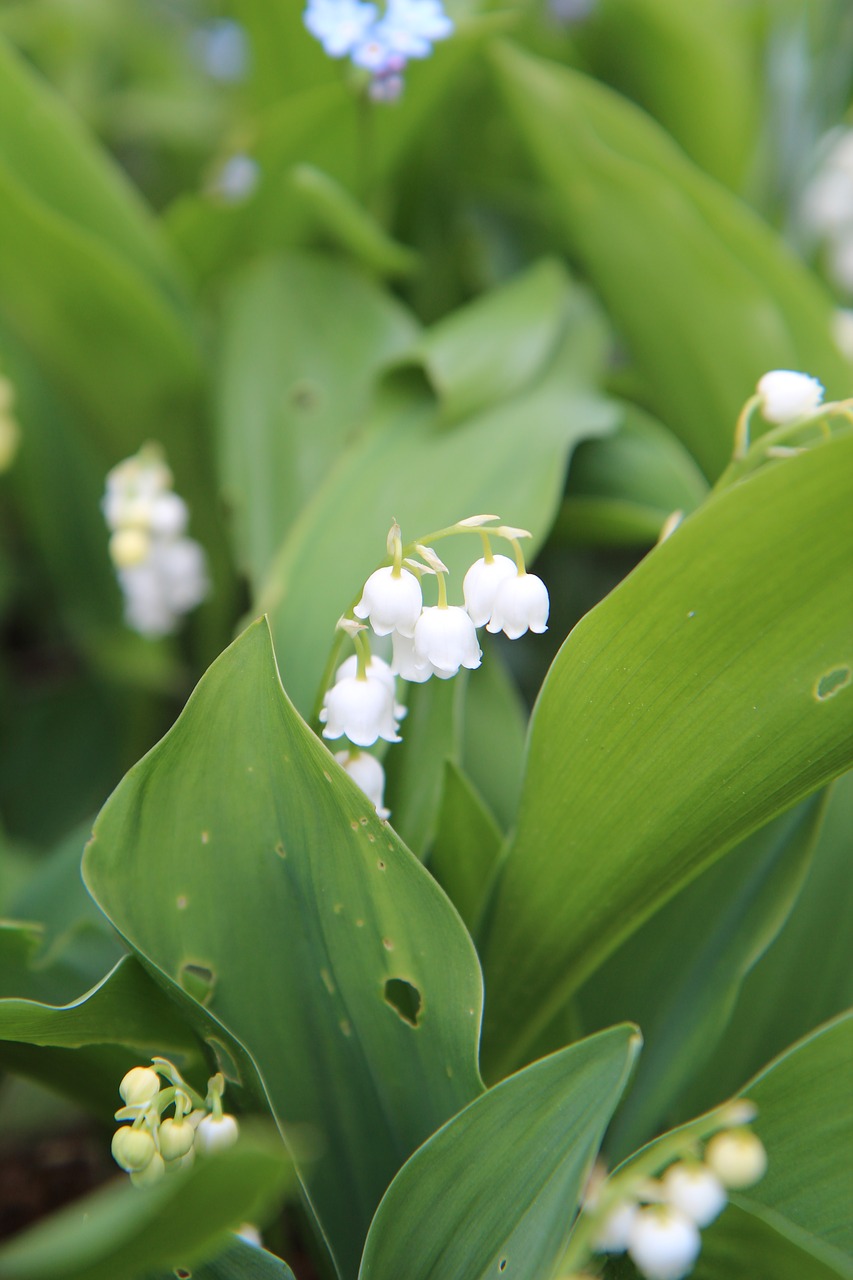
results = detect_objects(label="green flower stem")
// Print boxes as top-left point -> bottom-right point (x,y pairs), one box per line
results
717,401 -> 852,491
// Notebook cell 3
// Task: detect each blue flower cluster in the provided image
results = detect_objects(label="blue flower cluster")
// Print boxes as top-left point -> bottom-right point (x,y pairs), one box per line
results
304,0 -> 453,100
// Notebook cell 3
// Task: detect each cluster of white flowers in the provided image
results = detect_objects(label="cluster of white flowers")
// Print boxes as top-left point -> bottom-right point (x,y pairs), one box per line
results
801,128 -> 853,296
590,1120 -> 767,1280
321,516 -> 549,820
303,0 -> 453,101
111,1060 -> 239,1188
103,446 -> 209,637
0,374 -> 20,472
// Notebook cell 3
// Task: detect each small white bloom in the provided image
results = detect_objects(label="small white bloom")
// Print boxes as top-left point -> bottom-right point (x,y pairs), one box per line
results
592,1199 -> 638,1253
195,1112 -> 240,1154
130,1151 -> 166,1188
414,605 -> 481,678
354,566 -> 423,637
320,674 -> 402,746
119,1066 -> 161,1106
335,749 -> 390,819
335,653 -> 396,691
627,1205 -> 701,1280
661,1162 -> 727,1227
109,528 -> 151,569
390,629 -> 435,682
462,554 -> 517,627
486,572 -> 549,639
704,1129 -> 767,1189
149,491 -> 189,538
158,1117 -> 197,1162
111,1125 -> 156,1173
756,370 -> 825,424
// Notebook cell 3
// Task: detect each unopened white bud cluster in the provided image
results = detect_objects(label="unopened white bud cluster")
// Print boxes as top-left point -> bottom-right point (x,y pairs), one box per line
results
0,374 -> 21,472
320,516 -> 549,820
590,1122 -> 767,1280
102,445 -> 209,637
755,370 -> 824,425
111,1059 -> 239,1188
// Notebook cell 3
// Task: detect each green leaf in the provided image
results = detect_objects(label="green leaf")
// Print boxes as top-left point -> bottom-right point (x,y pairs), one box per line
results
460,644 -> 528,832
259,265 -> 616,716
83,621 -> 484,1280
289,166 -> 421,279
679,770 -> 853,1115
558,403 -> 709,548
479,433 -> 853,1077
216,252 -> 419,587
577,793 -> 827,1160
145,1239 -> 297,1280
490,40 -> 849,479
695,1202 -> 853,1280
383,675 -> 462,859
429,761 -> 503,933
0,1127 -> 292,1280
739,1012 -> 853,1261
359,1026 -> 641,1280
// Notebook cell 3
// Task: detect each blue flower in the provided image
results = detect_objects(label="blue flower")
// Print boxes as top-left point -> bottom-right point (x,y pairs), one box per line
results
380,0 -> 453,59
304,0 -> 378,58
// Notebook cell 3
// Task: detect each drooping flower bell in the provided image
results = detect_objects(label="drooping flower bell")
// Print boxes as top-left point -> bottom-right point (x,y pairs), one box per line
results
486,572 -> 550,639
660,1162 -> 726,1228
335,749 -> 391,819
320,665 -> 404,746
353,565 -> 423,637
704,1128 -> 767,1189
627,1205 -> 701,1280
414,604 -> 481,678
462,554 -> 517,627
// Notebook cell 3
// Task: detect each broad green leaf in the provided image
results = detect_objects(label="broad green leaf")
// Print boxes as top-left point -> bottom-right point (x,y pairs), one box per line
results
359,1025 -> 640,1280
738,1012 -> 853,1259
479,433 -> 853,1077
83,621 -> 484,1280
558,403 -> 709,548
216,252 -> 419,586
0,1128 -> 292,1280
0,35 -> 184,303
695,1202 -> 853,1280
259,267 -> 616,716
490,40 -> 849,479
145,1239 -> 297,1280
289,166 -> 421,279
429,761 -> 503,932
573,0 -> 758,189
577,793 -> 827,1161
680,770 -> 853,1114
460,642 -> 528,832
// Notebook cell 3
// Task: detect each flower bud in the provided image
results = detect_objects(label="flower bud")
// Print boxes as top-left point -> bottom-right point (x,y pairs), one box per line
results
110,528 -> 151,569
353,566 -> 423,637
705,1128 -> 767,1189
627,1205 -> 701,1280
334,750 -> 390,820
592,1198 -> 638,1253
158,1117 -> 197,1162
119,1066 -> 161,1106
111,1125 -> 156,1172
756,370 -> 824,424
130,1151 -> 166,1188
661,1161 -> 726,1227
195,1112 -> 239,1154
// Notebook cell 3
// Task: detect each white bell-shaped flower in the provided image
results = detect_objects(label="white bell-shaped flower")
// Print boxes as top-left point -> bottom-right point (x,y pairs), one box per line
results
413,605 -> 481,678
661,1162 -> 727,1227
194,1112 -> 239,1155
756,370 -> 824,423
592,1199 -> 638,1253
353,566 -> 423,637
390,630 -> 435,683
704,1129 -> 767,1189
119,1066 -> 161,1106
336,653 -> 396,691
627,1205 -> 701,1280
462,554 -> 517,627
486,572 -> 550,639
320,673 -> 402,746
335,749 -> 390,819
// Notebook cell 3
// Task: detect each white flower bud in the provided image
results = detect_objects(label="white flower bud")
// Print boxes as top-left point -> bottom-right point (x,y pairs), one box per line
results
627,1205 -> 701,1280
335,653 -> 397,692
353,566 -> 423,637
195,1112 -> 240,1154
335,750 -> 390,820
320,673 -> 403,747
592,1199 -> 638,1253
130,1151 -> 166,1188
462,555 -> 517,626
158,1117 -> 197,1162
109,527 -> 151,569
149,491 -> 189,538
390,630 -> 435,682
119,1066 -> 161,1106
756,370 -> 824,424
661,1161 -> 727,1227
413,606 -> 481,678
486,572 -> 550,639
704,1128 -> 768,1189
111,1125 -> 156,1172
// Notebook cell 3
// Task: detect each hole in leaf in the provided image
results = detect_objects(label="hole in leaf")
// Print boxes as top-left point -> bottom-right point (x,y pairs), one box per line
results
814,667 -> 851,700
175,1270 -> 192,1279
289,380 -> 320,412
179,963 -> 216,1006
384,978 -> 422,1027
499,1261 -> 507,1272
